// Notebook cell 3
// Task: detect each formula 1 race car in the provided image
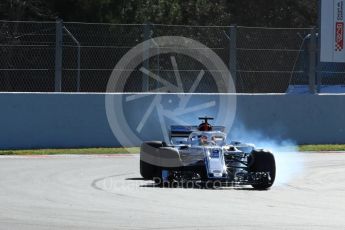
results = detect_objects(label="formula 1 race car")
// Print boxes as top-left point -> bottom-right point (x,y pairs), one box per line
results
140,117 -> 276,189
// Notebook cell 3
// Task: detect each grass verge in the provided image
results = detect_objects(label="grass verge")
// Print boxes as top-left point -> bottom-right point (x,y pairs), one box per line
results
298,144 -> 345,152
1,145 -> 345,155
0,147 -> 140,155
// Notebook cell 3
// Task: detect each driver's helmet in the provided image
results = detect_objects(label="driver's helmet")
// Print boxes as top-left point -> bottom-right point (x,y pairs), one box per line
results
199,135 -> 208,145
198,122 -> 212,131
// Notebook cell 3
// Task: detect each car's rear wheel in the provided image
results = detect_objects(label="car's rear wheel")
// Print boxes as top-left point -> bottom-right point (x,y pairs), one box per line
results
140,160 -> 156,180
140,141 -> 165,179
248,149 -> 276,190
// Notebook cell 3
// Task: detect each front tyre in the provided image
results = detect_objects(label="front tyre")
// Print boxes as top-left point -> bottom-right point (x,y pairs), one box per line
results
248,150 -> 276,190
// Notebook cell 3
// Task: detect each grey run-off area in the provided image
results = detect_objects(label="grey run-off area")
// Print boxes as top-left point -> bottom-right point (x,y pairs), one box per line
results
0,153 -> 345,230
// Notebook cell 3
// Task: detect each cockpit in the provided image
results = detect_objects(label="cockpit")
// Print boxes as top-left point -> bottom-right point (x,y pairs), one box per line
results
189,131 -> 226,146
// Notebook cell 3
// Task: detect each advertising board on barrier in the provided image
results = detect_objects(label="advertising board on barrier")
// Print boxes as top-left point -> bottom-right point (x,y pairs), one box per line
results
321,0 -> 345,62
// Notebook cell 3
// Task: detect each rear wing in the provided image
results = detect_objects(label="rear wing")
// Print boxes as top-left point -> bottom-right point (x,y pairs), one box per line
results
170,125 -> 226,138
213,126 -> 226,132
170,126 -> 198,138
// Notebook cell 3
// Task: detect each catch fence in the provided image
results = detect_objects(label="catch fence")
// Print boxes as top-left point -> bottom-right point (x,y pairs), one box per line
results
0,20 -> 342,93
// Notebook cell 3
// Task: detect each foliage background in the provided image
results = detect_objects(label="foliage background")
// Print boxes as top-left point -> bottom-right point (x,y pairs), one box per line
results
0,0 -> 318,27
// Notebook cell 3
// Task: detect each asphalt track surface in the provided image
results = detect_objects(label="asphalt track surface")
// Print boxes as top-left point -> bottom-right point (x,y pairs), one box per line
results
1,152 -> 345,230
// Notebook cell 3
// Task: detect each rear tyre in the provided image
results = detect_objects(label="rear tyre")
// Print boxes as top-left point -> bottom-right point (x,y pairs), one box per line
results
248,150 -> 276,190
140,141 -> 165,179
140,160 -> 156,180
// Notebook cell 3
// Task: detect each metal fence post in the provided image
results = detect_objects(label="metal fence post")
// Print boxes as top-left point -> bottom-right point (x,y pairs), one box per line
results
142,22 -> 151,92
149,25 -> 160,89
316,36 -> 321,93
229,25 -> 237,92
154,26 -> 160,89
76,41 -> 81,92
63,26 -> 81,92
55,19 -> 63,92
308,27 -> 316,94
316,0 -> 322,93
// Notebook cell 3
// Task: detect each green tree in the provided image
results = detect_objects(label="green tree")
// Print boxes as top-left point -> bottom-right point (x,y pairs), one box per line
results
122,0 -> 230,25
0,0 -> 53,20
0,0 -> 319,28
226,0 -> 318,27
46,0 -> 126,23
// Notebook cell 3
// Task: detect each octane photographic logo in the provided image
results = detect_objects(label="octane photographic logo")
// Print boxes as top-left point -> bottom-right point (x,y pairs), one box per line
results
105,36 -> 236,160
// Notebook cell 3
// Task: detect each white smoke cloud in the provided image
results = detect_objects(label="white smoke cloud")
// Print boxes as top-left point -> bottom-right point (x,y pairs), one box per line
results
228,122 -> 304,186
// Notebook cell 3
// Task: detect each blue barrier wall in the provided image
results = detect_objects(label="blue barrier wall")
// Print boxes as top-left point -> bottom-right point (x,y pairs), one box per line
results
233,94 -> 345,144
0,93 -> 115,149
0,93 -> 344,149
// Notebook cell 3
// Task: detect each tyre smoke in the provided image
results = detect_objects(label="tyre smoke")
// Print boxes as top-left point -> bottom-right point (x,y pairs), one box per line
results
229,122 -> 304,186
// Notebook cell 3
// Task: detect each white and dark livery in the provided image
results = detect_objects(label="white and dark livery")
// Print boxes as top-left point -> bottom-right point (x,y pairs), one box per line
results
140,117 -> 276,189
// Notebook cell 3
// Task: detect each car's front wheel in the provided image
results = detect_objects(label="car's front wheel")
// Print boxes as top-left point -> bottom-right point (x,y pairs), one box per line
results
248,149 -> 276,190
